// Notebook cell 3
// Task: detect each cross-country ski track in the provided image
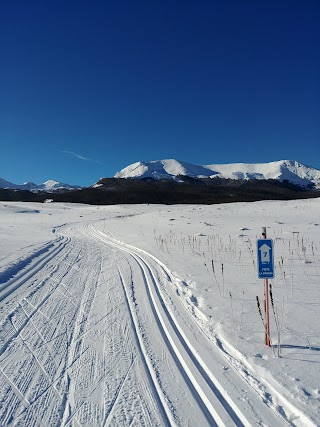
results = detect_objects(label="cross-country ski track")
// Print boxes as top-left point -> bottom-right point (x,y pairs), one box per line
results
0,219 -> 316,426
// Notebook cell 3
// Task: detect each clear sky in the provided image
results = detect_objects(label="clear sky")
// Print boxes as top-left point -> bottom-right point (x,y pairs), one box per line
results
1,0 -> 319,186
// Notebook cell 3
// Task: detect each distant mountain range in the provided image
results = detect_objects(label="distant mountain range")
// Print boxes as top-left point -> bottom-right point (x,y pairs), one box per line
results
2,159 -> 320,205
0,178 -> 81,192
114,159 -> 320,189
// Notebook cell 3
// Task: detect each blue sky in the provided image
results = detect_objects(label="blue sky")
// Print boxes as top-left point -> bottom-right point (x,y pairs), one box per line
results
1,0 -> 319,186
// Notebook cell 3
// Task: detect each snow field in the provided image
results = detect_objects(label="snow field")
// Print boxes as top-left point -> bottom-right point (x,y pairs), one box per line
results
0,200 -> 319,426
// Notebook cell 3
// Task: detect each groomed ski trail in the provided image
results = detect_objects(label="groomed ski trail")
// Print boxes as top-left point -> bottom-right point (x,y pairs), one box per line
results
0,220 -> 315,427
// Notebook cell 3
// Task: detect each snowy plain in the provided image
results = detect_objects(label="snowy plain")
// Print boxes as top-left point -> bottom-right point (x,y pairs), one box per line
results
0,199 -> 319,426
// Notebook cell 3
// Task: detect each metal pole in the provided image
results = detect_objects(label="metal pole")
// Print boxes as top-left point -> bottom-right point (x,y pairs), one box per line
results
262,227 -> 271,346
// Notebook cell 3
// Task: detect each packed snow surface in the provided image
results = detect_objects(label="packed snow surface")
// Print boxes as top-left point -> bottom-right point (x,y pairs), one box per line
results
114,159 -> 320,188
0,200 -> 320,426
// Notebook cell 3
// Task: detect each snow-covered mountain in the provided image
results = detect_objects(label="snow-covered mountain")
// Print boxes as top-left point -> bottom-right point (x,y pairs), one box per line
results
0,178 -> 81,192
38,180 -> 80,191
114,159 -> 320,188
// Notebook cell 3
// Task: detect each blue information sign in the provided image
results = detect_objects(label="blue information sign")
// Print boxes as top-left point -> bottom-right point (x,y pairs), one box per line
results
257,239 -> 274,279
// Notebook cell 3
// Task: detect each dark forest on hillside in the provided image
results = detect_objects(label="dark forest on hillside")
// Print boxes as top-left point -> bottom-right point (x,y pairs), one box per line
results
0,177 -> 319,205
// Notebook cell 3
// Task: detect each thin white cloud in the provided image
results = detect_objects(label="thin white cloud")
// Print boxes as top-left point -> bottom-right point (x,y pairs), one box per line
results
62,150 -> 103,164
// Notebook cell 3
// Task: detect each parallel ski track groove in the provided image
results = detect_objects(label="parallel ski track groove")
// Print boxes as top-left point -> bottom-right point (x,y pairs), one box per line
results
133,254 -> 218,425
0,249 -> 74,359
117,269 -> 173,426
0,234 -> 93,426
0,236 -> 70,303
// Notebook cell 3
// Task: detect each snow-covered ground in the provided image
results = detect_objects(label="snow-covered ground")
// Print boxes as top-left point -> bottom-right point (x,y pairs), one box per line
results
0,200 -> 319,426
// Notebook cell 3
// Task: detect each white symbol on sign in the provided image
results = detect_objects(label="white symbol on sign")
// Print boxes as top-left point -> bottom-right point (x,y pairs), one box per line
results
259,243 -> 271,263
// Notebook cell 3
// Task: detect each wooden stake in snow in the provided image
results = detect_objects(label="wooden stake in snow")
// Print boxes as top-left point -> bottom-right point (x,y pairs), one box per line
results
256,296 -> 264,325
262,227 -> 271,347
256,296 -> 274,355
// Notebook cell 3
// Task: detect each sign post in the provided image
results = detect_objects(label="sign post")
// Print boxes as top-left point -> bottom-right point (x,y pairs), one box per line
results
257,228 -> 274,346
